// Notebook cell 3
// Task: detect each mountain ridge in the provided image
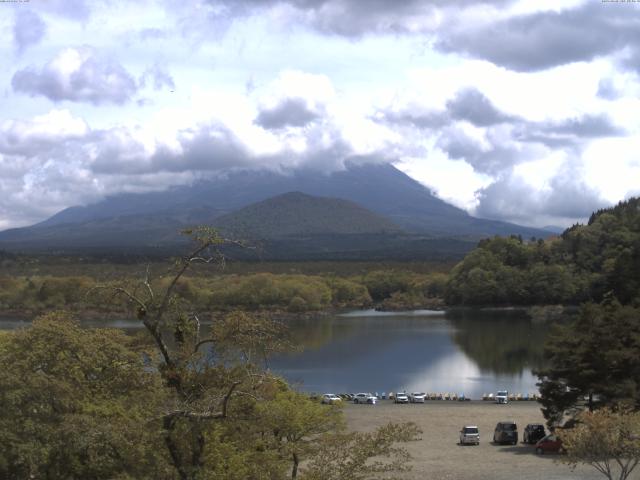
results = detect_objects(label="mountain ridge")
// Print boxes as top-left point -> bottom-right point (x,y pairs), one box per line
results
0,164 -> 552,257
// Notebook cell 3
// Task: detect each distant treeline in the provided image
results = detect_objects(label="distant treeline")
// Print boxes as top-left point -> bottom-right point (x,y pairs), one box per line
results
0,270 -> 448,315
446,198 -> 640,306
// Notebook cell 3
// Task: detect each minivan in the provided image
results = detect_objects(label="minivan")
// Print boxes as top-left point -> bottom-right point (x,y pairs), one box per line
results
493,421 -> 518,445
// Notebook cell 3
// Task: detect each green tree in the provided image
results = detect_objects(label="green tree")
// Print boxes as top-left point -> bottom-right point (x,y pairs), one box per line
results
559,408 -> 640,480
0,312 -> 169,479
537,301 -> 640,426
93,227 -> 291,480
258,391 -> 344,479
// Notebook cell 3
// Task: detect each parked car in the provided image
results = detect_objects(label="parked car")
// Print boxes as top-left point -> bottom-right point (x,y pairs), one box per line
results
523,423 -> 546,444
495,390 -> 509,404
395,392 -> 409,404
459,425 -> 480,445
353,393 -> 377,404
409,392 -> 426,403
535,434 -> 564,454
493,421 -> 518,445
321,393 -> 342,405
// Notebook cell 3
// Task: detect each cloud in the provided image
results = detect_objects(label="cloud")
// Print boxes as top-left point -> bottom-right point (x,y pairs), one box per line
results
513,114 -> 625,148
436,3 -> 640,72
0,110 -> 89,157
165,0 -> 513,43
436,124 -> 541,175
379,108 -> 448,130
255,97 -> 321,129
40,0 -> 92,21
138,28 -> 169,41
90,122 -> 254,175
13,10 -> 46,52
220,0 -> 512,36
446,88 -> 515,127
597,78 -> 621,100
140,63 -> 176,91
474,163 -> 611,226
379,87 -> 513,131
0,110 -> 251,228
540,114 -> 624,138
379,85 -> 625,175
0,110 -> 94,228
12,47 -> 138,105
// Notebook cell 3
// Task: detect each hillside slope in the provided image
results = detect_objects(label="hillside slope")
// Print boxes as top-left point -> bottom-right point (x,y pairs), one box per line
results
213,192 -> 402,238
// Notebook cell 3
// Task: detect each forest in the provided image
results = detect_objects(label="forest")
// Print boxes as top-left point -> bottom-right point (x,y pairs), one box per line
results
446,198 -> 640,307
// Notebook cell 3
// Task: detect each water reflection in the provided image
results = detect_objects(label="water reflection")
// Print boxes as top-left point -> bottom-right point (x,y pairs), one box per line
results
270,309 -> 546,397
447,309 -> 547,375
0,309 -> 549,399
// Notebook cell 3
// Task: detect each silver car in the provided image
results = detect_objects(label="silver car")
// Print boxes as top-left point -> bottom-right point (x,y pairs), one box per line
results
459,425 -> 480,445
395,392 -> 409,404
353,393 -> 377,404
409,392 -> 426,403
321,393 -> 342,405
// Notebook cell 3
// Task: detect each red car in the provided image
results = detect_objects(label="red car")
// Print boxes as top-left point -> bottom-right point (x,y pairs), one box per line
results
535,434 -> 564,454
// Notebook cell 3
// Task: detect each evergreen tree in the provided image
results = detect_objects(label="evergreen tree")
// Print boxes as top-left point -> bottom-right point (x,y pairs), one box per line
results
537,300 -> 640,426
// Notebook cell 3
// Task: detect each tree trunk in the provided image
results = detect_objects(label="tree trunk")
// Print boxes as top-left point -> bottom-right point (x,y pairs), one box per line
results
291,451 -> 299,480
164,415 -> 190,480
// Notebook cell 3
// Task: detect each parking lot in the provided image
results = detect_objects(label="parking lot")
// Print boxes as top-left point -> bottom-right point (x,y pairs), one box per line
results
343,400 -> 604,480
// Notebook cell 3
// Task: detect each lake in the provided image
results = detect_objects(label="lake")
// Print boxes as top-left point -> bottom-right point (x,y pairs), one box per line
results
269,309 -> 547,398
0,308 -> 547,399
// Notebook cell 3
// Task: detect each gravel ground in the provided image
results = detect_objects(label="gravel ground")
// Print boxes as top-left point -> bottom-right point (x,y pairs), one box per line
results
343,400 -> 605,480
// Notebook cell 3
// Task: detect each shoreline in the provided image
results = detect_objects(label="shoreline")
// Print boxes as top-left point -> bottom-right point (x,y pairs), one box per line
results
0,302 -> 578,321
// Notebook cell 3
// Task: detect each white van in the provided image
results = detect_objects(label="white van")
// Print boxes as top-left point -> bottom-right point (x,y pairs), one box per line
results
495,390 -> 508,404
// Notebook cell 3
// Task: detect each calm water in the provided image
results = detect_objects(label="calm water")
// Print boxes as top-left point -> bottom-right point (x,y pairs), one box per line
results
0,309 -> 548,399
269,309 -> 547,398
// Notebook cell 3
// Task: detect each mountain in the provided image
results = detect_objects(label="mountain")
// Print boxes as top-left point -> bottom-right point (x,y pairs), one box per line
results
213,192 -> 402,238
542,225 -> 565,234
0,163 -> 551,257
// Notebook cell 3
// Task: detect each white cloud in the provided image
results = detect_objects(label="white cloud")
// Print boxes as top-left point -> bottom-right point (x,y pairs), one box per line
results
12,46 -> 138,105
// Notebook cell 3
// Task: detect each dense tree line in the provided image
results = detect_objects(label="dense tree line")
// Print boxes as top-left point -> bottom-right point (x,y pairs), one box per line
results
446,198 -> 640,307
0,270 -> 447,314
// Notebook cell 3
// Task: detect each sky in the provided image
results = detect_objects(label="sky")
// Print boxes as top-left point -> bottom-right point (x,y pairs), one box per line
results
1,0 -> 639,231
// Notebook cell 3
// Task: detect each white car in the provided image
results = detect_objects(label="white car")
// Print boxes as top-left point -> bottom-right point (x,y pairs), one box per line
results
409,392 -> 426,403
459,425 -> 480,445
495,390 -> 508,404
321,393 -> 342,405
353,393 -> 377,404
395,392 -> 409,404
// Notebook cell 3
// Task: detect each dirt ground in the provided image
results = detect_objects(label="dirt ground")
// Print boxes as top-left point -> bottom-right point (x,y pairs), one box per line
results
343,400 -> 606,480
